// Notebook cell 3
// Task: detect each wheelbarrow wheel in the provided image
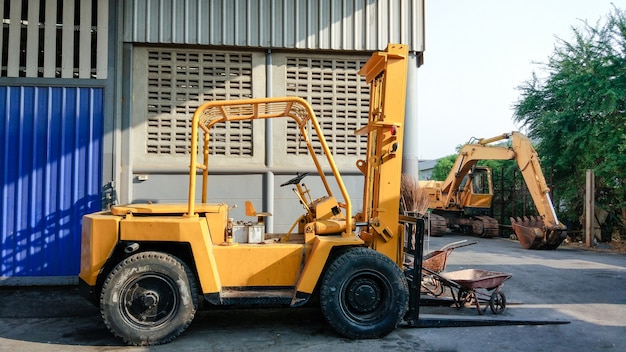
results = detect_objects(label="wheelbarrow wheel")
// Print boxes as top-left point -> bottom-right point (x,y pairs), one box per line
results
457,289 -> 471,307
489,291 -> 506,314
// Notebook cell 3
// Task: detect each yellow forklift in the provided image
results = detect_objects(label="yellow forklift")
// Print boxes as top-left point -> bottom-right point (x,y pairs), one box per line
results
79,44 -> 426,345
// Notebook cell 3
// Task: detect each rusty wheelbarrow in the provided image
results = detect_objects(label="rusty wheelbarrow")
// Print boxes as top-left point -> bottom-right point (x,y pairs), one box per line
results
426,268 -> 512,315
420,240 -> 477,296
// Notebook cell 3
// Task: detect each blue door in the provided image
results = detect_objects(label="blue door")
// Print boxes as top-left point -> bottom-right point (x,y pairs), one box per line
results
1,86 -> 104,277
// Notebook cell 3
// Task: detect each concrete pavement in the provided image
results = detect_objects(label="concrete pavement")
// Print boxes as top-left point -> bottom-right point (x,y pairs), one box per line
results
1,234 -> 625,351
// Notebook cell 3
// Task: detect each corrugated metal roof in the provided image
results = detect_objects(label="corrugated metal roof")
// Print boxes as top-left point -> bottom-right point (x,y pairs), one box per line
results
123,0 -> 425,52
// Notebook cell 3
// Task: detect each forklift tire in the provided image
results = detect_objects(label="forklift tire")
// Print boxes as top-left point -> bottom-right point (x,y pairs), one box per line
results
320,247 -> 409,339
100,251 -> 198,346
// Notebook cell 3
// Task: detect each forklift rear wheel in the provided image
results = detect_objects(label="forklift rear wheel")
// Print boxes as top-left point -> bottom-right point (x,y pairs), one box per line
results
320,247 -> 409,339
100,251 -> 198,346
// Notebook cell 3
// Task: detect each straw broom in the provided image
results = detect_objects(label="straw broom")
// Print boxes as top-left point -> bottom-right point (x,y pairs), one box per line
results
400,173 -> 431,255
400,173 -> 430,216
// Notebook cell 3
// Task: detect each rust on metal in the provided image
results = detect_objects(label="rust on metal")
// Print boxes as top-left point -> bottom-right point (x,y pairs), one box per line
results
511,216 -> 566,250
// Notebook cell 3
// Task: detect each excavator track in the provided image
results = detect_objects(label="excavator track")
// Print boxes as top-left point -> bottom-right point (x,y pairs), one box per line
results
471,216 -> 500,238
428,214 -> 499,238
428,213 -> 448,237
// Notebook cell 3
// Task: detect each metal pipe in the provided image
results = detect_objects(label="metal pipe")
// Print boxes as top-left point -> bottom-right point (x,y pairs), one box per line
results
266,49 -> 273,167
478,133 -> 511,146
120,43 -> 134,204
402,52 -> 420,178
265,49 -> 274,232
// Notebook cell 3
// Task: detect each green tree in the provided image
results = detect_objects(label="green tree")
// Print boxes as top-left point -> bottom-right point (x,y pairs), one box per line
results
430,154 -> 456,181
514,7 -> 626,235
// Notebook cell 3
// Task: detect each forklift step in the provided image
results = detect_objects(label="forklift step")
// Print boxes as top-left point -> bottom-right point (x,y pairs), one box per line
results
217,287 -> 295,306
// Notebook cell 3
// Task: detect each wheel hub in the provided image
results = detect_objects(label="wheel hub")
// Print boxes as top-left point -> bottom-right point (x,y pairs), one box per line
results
347,278 -> 381,313
141,290 -> 159,308
122,275 -> 178,327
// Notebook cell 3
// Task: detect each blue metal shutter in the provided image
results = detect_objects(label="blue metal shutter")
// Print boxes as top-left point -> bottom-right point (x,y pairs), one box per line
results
1,86 -> 103,277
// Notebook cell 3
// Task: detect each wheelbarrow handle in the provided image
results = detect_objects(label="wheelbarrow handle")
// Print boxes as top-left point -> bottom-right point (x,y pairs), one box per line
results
438,240 -> 478,252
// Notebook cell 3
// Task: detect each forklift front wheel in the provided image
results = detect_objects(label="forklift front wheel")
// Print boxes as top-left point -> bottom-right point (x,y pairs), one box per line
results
320,247 -> 409,339
100,251 -> 198,346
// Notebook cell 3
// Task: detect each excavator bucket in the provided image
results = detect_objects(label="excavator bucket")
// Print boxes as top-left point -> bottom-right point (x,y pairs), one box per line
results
510,217 -> 566,250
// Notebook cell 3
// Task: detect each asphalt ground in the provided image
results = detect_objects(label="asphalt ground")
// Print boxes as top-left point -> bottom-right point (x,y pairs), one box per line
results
1,233 -> 625,352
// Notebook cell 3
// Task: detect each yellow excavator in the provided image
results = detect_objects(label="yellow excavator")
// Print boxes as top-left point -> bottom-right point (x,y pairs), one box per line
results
79,44 -> 428,345
419,132 -> 567,250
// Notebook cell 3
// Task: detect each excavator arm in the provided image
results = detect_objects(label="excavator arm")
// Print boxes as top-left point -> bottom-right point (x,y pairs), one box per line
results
508,133 -> 567,249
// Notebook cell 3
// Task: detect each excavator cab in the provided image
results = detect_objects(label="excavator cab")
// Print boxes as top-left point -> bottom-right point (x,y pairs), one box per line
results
460,166 -> 493,211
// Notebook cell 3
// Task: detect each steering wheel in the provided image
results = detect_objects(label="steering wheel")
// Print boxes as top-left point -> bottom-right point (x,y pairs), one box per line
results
280,172 -> 310,187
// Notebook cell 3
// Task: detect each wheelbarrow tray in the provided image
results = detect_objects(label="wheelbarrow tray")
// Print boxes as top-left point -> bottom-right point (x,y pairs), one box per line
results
422,240 -> 477,273
440,269 -> 512,290
415,240 -> 478,297
422,250 -> 448,272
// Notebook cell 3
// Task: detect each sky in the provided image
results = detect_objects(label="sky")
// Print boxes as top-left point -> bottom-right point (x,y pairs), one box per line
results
416,0 -> 625,160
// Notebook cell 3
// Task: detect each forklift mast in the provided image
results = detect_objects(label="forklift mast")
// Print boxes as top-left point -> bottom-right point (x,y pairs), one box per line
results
355,44 -> 410,265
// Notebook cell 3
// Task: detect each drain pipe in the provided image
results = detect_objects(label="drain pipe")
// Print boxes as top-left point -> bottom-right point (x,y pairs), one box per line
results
265,49 -> 274,233
403,52 -> 420,179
